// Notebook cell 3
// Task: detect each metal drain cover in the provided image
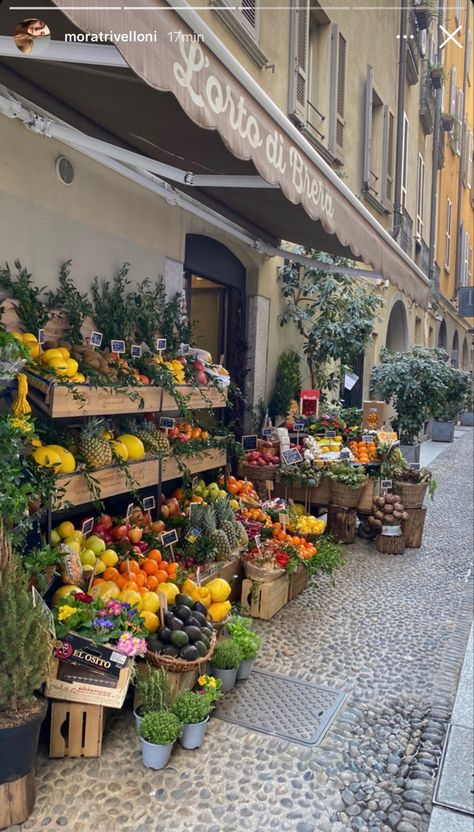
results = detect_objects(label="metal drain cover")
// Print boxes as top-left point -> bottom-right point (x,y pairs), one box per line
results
214,668 -> 346,747
434,725 -> 474,815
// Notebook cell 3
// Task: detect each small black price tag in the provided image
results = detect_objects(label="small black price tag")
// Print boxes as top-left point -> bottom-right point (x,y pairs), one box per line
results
161,529 -> 178,547
409,462 -> 421,471
90,331 -> 103,348
179,343 -> 190,355
110,340 -> 125,354
81,517 -> 94,536
156,338 -> 167,351
131,344 -> 142,358
143,495 -> 156,511
381,479 -> 392,490
362,435 -> 373,442
191,475 -> 199,489
159,417 -> 175,429
37,329 -> 45,345
325,430 -> 336,438
262,428 -> 273,437
242,434 -> 258,451
294,421 -> 305,432
126,503 -> 134,519
281,448 -> 302,465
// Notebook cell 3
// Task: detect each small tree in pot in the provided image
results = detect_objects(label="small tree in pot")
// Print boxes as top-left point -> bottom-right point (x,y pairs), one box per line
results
209,639 -> 243,693
139,710 -> 182,770
134,667 -> 173,731
430,363 -> 471,442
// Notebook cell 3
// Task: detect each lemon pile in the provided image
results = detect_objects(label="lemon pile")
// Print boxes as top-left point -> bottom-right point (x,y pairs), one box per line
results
32,440 -> 76,473
291,515 -> 326,535
316,435 -> 343,454
153,354 -> 186,384
39,347 -> 86,382
10,331 -> 41,359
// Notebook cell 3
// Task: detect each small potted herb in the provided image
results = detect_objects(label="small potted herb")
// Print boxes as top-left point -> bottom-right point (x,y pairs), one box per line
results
139,710 -> 182,769
134,667 -> 173,732
209,639 -> 243,693
173,676 -> 222,749
226,616 -> 262,680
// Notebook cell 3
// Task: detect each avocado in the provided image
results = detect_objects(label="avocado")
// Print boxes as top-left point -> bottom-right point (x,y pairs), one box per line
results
164,611 -> 176,628
201,626 -> 213,641
175,605 -> 192,622
169,617 -> 185,631
175,593 -> 194,608
192,611 -> 208,627
193,601 -> 208,616
147,637 -> 163,653
184,625 -> 202,643
157,626 -> 171,644
199,635 -> 210,649
187,616 -> 201,628
195,640 -> 208,657
170,630 -> 189,648
180,645 -> 199,661
162,645 -> 179,658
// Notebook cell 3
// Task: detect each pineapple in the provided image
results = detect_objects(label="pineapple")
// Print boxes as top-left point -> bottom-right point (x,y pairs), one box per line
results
125,419 -> 170,456
202,505 -> 232,562
214,498 -> 239,550
79,418 -> 113,468
235,520 -> 249,548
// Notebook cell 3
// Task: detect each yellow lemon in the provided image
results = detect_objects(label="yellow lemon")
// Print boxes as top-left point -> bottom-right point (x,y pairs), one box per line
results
94,559 -> 106,575
69,530 -> 84,543
57,520 -> 76,539
140,591 -> 160,614
71,372 -> 86,383
10,331 -> 24,343
52,585 -> 82,605
47,445 -> 76,474
140,610 -> 159,633
56,347 -> 70,359
206,577 -> 231,603
100,549 -> 118,567
50,529 -> 61,546
156,582 -> 180,604
26,342 -> 41,359
110,440 -> 129,461
32,446 -> 62,469
65,358 -> 79,377
116,434 -> 145,460
91,581 -> 121,601
63,537 -> 81,554
47,357 -> 69,376
22,333 -> 38,343
119,589 -> 142,610
42,348 -> 63,364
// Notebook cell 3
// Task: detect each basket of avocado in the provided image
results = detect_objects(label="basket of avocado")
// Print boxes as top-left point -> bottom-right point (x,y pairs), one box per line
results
146,593 -> 217,674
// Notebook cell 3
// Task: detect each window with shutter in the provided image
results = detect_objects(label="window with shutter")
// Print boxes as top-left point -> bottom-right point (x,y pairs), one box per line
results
449,66 -> 457,114
455,89 -> 463,155
401,113 -> 409,209
210,0 -> 266,66
416,153 -> 425,240
385,109 -> 395,204
445,197 -> 452,271
362,66 -> 374,191
288,0 -> 309,126
239,1 -> 256,31
329,24 -> 346,158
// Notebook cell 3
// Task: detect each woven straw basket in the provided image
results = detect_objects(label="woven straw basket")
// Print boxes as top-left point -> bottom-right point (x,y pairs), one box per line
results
330,481 -> 365,509
243,561 -> 285,582
146,632 -> 217,674
392,481 -> 428,509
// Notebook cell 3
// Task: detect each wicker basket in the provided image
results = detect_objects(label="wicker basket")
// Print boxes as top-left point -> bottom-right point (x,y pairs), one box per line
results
392,481 -> 428,509
146,632 -> 217,674
330,480 -> 366,509
241,462 -> 279,481
243,561 -> 285,582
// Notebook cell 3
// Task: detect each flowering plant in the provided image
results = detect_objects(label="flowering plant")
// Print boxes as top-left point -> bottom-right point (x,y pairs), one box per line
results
197,674 -> 222,703
53,592 -> 147,644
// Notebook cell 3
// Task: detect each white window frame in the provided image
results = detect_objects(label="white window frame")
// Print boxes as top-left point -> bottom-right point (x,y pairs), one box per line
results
449,66 -> 457,114
455,89 -> 464,155
209,0 -> 266,67
463,129 -> 473,189
445,197 -> 452,271
416,153 -> 425,240
401,113 -> 409,208
468,246 -> 473,286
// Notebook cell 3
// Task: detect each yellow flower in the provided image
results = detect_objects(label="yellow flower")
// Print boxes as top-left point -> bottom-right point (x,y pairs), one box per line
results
208,677 -> 217,688
198,675 -> 207,687
57,604 -> 77,622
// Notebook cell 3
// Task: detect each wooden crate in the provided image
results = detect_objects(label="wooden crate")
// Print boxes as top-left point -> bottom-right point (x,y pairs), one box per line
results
46,658 -> 131,708
54,458 -> 159,509
161,385 -> 228,411
26,371 -> 162,418
288,564 -> 309,601
241,574 -> 289,620
50,701 -> 104,758
162,448 -> 226,481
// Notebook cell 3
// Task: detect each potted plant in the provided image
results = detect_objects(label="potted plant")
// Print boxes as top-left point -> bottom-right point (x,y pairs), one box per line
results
391,465 -> 437,508
138,710 -> 182,770
429,62 -> 445,89
134,667 -> 173,732
172,676 -> 222,749
430,363 -> 471,442
413,0 -> 437,30
326,462 -> 367,508
0,531 -> 52,827
226,615 -> 262,680
460,385 -> 474,427
209,639 -> 243,693
371,348 -> 449,461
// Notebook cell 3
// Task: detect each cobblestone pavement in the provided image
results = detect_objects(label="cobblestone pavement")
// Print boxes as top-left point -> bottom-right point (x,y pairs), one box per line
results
19,431 -> 473,832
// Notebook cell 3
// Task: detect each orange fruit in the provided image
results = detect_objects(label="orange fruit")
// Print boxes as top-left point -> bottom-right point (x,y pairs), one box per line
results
138,586 -> 149,595
146,575 -> 159,591
123,580 -> 139,591
156,569 -> 168,583
200,431 -> 209,440
119,559 -> 140,575
92,578 -> 105,586
142,559 -> 158,575
147,549 -> 162,564
135,572 -> 147,587
228,475 -> 237,485
103,567 -> 120,582
115,574 -> 128,589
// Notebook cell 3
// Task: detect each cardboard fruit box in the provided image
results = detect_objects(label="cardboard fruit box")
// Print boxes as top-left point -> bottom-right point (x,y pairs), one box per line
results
46,634 -> 132,708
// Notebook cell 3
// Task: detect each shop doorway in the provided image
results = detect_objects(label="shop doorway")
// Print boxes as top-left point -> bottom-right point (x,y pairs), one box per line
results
386,300 -> 408,352
343,352 -> 364,408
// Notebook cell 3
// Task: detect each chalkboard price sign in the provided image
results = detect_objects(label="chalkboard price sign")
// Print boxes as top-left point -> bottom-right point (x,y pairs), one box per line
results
159,417 -> 175,429
131,344 -> 142,358
242,434 -> 258,451
161,529 -> 178,548
143,495 -> 156,511
381,479 -> 392,490
110,340 -> 125,354
81,517 -> 94,536
90,331 -> 103,348
156,338 -> 167,351
362,435 -> 373,442
409,463 -> 421,471
325,430 -> 336,438
281,448 -> 303,465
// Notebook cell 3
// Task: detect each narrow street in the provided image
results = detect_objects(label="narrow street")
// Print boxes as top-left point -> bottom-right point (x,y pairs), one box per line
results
19,429 -> 472,832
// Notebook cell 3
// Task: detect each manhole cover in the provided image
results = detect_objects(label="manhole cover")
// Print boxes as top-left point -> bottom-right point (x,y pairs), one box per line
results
214,668 -> 346,747
433,725 -> 474,815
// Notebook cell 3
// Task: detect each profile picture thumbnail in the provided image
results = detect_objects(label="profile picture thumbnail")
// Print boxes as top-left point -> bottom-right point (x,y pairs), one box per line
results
13,18 -> 51,55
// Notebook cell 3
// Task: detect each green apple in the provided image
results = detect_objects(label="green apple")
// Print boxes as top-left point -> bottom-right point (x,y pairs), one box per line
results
202,488 -> 210,499
197,479 -> 206,490
218,489 -> 227,498
69,530 -> 84,543
63,537 -> 81,554
85,535 -> 106,555
50,529 -> 61,546
80,549 -> 96,567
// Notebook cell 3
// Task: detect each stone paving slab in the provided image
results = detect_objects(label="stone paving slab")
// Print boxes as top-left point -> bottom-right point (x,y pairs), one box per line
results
427,806 -> 474,832
10,429 -> 474,832
434,725 -> 474,814
452,625 -> 473,728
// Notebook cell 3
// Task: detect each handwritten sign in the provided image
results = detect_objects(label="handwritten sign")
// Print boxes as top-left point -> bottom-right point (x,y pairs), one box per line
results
37,329 -> 45,345
159,417 -> 175,429
179,343 -> 190,355
142,496 -> 156,512
262,428 -> 273,437
191,475 -> 199,490
409,463 -> 421,471
156,338 -> 167,351
90,331 -> 103,348
161,529 -> 178,548
325,430 -> 336,439
362,435 -> 373,443
110,340 -> 125,354
340,448 -> 351,460
81,517 -> 94,536
381,479 -> 392,490
281,448 -> 303,466
131,344 -> 142,358
242,434 -> 258,452
252,534 -> 261,550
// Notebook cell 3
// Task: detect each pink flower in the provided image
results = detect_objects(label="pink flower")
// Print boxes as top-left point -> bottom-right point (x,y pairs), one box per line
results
115,632 -> 147,657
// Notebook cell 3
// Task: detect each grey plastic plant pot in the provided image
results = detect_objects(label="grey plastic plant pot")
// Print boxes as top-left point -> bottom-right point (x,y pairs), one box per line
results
430,421 -> 455,442
140,738 -> 174,769
460,412 -> 474,427
237,659 -> 255,680
180,717 -> 209,750
399,443 -> 421,463
134,708 -> 144,734
209,665 -> 238,693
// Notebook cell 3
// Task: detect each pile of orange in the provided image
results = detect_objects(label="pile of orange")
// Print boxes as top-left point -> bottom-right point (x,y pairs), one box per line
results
241,507 -> 272,525
271,523 -> 317,558
222,475 -> 259,501
92,549 -> 178,593
176,421 -> 209,440
348,440 -> 377,462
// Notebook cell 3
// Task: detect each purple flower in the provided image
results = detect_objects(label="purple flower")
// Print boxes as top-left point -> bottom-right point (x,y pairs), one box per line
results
92,617 -> 114,631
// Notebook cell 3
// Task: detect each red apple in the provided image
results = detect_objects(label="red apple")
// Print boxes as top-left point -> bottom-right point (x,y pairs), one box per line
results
169,427 -> 180,439
92,522 -> 107,536
160,505 -> 170,519
150,520 -> 166,533
192,359 -> 205,371
98,514 -> 113,529
195,371 -> 208,385
167,498 -> 180,517
128,526 -> 143,544
111,524 -> 128,540
178,433 -> 190,442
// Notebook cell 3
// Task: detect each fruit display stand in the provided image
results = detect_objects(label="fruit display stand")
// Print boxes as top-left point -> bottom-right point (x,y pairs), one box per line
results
162,447 -> 227,481
240,573 -> 289,620
53,458 -> 160,510
161,385 -> 228,411
288,563 -> 309,601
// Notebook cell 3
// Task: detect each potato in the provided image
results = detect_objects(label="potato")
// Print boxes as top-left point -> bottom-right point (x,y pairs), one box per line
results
384,514 -> 395,524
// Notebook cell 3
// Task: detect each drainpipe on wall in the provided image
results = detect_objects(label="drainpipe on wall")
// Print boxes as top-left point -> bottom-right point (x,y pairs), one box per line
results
454,0 -> 470,297
428,1 -> 444,289
392,1 -> 408,240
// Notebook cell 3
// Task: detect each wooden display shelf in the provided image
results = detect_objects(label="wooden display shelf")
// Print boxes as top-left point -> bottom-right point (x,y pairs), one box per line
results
288,563 -> 309,601
161,385 -> 228,411
162,447 -> 226,480
50,701 -> 104,758
26,371 -> 162,417
54,458 -> 159,510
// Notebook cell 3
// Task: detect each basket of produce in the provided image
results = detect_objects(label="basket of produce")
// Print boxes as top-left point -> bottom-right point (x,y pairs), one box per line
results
327,463 -> 367,508
146,594 -> 217,673
368,493 -> 408,534
241,449 -> 280,481
391,467 -> 434,508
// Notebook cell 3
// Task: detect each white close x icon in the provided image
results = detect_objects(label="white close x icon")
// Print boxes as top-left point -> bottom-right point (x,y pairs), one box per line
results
439,24 -> 463,50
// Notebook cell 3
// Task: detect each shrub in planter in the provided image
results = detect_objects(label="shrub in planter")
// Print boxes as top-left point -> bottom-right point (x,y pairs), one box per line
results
209,639 -> 243,693
430,363 -> 471,438
173,682 -> 221,749
139,710 -> 182,769
0,534 -> 52,826
226,616 -> 262,680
